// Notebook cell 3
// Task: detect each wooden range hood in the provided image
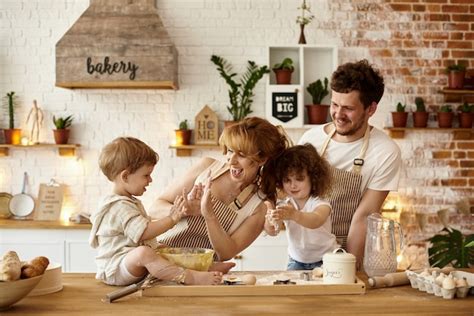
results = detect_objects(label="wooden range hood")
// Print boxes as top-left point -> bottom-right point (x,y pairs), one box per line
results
56,0 -> 178,90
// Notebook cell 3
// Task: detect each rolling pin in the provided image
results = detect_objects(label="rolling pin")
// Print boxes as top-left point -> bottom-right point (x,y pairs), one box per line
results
368,267 -> 455,288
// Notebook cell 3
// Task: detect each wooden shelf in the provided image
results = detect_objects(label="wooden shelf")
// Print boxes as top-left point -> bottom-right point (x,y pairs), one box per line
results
384,127 -> 473,139
439,88 -> 474,95
0,143 -> 80,157
169,144 -> 220,157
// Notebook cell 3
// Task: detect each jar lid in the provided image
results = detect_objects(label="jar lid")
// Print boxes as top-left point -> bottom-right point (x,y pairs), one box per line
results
323,248 -> 356,263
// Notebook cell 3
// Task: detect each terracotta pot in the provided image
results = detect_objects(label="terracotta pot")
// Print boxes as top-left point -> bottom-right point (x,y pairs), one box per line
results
447,70 -> 465,89
4,129 -> 22,145
437,112 -> 454,128
391,112 -> 408,128
413,112 -> 429,128
273,69 -> 293,85
175,129 -> 192,146
53,129 -> 70,144
306,104 -> 329,124
458,112 -> 473,128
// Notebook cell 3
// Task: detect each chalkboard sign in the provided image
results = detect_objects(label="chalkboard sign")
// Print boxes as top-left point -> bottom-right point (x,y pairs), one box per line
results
271,92 -> 298,123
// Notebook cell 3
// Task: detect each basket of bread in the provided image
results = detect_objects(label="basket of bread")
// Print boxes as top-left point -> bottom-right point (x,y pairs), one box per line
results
0,250 -> 49,310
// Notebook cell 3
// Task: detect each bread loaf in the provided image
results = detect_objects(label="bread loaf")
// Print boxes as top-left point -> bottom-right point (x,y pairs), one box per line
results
0,250 -> 21,281
21,256 -> 49,279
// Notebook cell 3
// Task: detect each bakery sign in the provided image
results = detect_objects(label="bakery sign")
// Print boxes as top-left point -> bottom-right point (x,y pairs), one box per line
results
194,105 -> 219,145
272,92 -> 298,123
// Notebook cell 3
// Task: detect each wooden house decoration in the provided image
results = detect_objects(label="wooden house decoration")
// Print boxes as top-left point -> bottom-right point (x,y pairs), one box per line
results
194,105 -> 219,145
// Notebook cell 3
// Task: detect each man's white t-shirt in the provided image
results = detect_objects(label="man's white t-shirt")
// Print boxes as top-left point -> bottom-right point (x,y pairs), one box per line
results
298,124 -> 401,195
283,196 -> 339,263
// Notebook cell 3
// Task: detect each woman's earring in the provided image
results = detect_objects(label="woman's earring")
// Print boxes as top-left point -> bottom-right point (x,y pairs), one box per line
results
259,165 -> 264,176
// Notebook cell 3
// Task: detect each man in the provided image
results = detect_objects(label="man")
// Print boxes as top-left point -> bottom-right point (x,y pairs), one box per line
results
299,59 -> 401,268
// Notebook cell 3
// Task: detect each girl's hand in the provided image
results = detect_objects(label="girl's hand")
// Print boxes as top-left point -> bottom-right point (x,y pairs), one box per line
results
273,204 -> 297,221
200,172 -> 216,220
182,185 -> 203,216
168,195 -> 187,223
264,201 -> 280,233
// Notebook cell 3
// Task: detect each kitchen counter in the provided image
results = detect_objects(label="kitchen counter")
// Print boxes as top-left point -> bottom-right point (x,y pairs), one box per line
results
5,273 -> 473,315
0,218 -> 91,229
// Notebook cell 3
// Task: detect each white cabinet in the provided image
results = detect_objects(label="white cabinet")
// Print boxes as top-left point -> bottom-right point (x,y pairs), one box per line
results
232,232 -> 289,271
266,45 -> 338,127
0,228 -> 96,273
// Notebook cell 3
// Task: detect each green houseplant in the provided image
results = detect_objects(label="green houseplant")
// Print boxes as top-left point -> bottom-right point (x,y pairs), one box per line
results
305,77 -> 330,124
438,104 -> 453,128
428,227 -> 474,268
3,91 -> 22,144
52,115 -> 73,144
175,119 -> 192,146
446,63 -> 466,89
211,55 -> 269,122
391,102 -> 408,127
272,57 -> 294,84
457,102 -> 473,128
413,97 -> 429,128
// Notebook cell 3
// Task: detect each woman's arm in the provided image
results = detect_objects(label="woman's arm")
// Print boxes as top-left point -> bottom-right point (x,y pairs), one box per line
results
147,157 -> 215,219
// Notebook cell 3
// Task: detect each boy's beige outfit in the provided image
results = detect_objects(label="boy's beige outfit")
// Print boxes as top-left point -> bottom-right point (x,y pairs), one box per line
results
89,194 -> 150,283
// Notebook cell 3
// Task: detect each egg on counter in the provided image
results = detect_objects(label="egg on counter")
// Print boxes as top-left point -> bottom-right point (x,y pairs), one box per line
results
240,274 -> 257,285
312,267 -> 323,278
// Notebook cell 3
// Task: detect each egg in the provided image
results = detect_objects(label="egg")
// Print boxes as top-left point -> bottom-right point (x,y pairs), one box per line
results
241,274 -> 257,285
435,273 -> 445,286
312,267 -> 323,278
456,277 -> 468,288
442,276 -> 456,290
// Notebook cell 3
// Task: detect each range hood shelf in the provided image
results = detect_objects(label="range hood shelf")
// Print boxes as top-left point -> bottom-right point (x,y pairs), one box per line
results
56,81 -> 177,90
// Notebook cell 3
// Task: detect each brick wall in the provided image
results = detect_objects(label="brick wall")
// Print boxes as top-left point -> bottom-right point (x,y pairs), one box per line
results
0,1 -> 472,245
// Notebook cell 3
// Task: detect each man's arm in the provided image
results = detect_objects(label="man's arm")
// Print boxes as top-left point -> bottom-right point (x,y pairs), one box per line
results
346,189 -> 389,270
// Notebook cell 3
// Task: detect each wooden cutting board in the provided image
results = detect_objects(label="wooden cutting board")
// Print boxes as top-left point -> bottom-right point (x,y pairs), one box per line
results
142,271 -> 365,297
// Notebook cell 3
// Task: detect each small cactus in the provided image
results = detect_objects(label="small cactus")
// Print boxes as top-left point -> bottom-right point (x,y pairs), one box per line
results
306,78 -> 329,104
178,119 -> 188,130
414,97 -> 426,112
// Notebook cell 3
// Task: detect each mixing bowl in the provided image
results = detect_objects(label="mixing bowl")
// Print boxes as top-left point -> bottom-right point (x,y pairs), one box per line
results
157,247 -> 214,271
0,274 -> 43,310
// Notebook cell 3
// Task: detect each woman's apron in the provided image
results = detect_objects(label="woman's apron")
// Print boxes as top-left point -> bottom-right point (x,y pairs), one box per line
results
157,160 -> 257,250
320,124 -> 370,249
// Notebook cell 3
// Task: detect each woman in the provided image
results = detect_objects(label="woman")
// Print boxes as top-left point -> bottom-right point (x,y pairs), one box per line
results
149,117 -> 291,262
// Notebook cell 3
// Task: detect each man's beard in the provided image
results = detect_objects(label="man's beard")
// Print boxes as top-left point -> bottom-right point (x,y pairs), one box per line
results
333,116 -> 366,136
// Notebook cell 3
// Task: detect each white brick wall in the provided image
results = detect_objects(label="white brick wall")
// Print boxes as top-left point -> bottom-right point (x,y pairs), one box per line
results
0,0 -> 391,216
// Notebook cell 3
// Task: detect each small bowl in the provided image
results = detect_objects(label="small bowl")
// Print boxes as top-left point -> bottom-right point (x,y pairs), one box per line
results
0,274 -> 43,310
157,247 -> 214,271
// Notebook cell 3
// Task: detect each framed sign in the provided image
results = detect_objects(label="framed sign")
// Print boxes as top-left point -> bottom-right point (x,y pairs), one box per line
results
266,86 -> 303,127
194,105 -> 219,145
34,182 -> 64,221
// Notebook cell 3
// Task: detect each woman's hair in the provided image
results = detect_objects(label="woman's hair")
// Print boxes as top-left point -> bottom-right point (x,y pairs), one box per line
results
275,143 -> 331,198
99,137 -> 159,181
219,117 -> 291,202
330,59 -> 384,109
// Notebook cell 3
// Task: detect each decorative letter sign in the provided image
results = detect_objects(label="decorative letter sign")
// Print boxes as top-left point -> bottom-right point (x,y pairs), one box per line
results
194,105 -> 219,145
34,182 -> 64,221
272,92 -> 298,123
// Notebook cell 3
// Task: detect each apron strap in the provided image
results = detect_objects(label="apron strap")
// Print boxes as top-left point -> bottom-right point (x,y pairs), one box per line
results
229,184 -> 256,212
319,123 -> 371,175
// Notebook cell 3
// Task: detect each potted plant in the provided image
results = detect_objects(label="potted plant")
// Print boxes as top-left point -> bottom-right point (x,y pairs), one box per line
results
305,77 -> 330,124
3,91 -> 22,145
210,55 -> 269,124
446,63 -> 466,89
428,227 -> 474,268
437,105 -> 454,128
175,119 -> 192,146
296,0 -> 314,44
272,57 -> 294,85
52,115 -> 73,144
391,102 -> 408,128
457,102 -> 473,128
413,97 -> 429,128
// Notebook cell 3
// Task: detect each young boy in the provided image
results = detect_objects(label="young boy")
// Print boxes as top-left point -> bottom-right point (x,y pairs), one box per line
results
89,137 -> 222,286
264,144 -> 339,270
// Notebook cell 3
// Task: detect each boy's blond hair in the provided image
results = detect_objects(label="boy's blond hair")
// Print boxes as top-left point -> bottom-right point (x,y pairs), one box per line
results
99,137 -> 159,181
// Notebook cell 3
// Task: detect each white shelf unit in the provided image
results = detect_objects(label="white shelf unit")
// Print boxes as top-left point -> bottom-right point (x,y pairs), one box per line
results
266,45 -> 338,127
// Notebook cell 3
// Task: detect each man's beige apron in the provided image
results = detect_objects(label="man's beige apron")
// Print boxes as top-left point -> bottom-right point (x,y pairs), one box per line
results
158,161 -> 256,250
320,123 -> 370,249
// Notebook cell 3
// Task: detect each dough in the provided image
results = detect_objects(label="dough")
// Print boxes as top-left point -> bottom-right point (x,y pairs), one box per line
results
21,256 -> 49,279
0,250 -> 21,281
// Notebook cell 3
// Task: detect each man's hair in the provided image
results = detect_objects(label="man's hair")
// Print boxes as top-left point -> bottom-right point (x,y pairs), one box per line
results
99,137 -> 159,181
330,59 -> 385,108
275,144 -> 331,198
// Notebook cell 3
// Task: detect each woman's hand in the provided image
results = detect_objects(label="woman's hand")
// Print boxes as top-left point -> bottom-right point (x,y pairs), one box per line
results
200,173 -> 216,220
182,185 -> 203,216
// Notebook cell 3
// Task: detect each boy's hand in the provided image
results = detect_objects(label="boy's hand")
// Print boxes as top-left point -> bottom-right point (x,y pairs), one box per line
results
200,172 -> 216,220
169,195 -> 187,223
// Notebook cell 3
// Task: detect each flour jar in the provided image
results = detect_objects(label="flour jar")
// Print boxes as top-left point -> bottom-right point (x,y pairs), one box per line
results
322,248 -> 356,284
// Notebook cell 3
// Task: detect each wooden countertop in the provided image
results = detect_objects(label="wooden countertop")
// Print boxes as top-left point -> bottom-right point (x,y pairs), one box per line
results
6,273 -> 473,315
0,218 -> 91,229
